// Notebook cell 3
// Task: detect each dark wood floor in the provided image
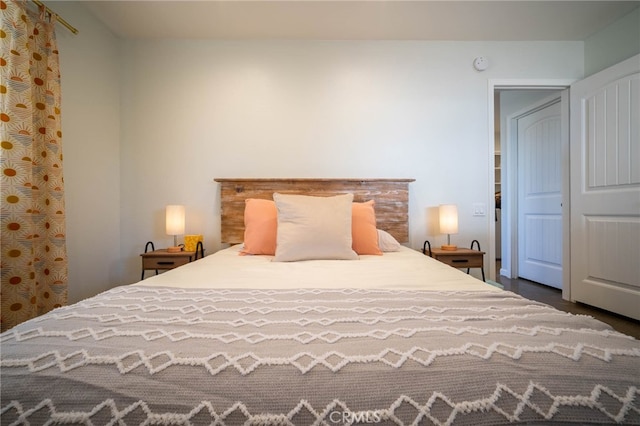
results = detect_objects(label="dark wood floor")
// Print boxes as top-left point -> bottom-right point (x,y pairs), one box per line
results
496,275 -> 640,340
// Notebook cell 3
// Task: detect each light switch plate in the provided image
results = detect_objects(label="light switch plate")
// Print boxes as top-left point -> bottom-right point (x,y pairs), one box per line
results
473,203 -> 486,216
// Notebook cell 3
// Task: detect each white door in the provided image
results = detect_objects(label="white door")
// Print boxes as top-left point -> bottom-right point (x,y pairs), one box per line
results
570,54 -> 640,320
517,100 -> 563,288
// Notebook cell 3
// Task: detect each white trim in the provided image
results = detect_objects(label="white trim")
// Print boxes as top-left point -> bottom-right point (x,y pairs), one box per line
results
510,95 -> 561,120
490,79 -> 576,90
560,89 -> 570,302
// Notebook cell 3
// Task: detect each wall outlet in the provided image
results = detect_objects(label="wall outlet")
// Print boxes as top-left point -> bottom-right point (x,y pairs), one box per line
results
473,203 -> 486,216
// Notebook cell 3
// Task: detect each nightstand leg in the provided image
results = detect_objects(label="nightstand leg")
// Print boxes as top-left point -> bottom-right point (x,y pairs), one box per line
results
470,239 -> 485,282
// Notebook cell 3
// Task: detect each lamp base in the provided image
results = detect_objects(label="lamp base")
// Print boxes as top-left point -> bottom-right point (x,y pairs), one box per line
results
167,246 -> 182,253
441,244 -> 458,251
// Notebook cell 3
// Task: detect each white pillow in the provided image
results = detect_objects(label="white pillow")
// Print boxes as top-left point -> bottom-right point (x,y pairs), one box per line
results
377,229 -> 401,252
273,193 -> 359,262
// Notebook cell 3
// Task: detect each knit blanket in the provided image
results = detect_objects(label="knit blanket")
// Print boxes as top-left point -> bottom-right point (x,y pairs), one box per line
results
2,286 -> 639,425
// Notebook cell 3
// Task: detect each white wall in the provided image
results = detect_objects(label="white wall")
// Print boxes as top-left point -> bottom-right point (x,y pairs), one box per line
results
54,3 -> 121,303
585,6 -> 640,77
119,40 -> 583,283
46,3 -> 587,294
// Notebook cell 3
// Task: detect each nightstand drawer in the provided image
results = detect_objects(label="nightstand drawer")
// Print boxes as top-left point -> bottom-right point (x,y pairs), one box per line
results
142,255 -> 191,270
436,255 -> 483,268
140,248 -> 197,280
423,244 -> 486,282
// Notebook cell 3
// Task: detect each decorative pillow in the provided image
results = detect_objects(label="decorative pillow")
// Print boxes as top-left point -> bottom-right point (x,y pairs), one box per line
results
352,200 -> 382,255
378,229 -> 402,252
273,193 -> 358,262
240,198 -> 277,255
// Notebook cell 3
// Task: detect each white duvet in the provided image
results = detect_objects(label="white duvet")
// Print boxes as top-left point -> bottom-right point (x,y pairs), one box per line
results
137,245 -> 498,292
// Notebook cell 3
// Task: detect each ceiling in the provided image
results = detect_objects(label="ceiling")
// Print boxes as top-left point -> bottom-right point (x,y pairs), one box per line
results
80,1 -> 640,40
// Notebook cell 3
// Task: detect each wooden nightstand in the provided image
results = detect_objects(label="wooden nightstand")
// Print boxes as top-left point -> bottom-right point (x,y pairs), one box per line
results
140,241 -> 204,279
423,240 -> 485,281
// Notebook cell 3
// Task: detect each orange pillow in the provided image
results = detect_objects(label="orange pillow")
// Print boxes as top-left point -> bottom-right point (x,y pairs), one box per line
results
352,200 -> 383,255
240,198 -> 382,256
240,199 -> 277,255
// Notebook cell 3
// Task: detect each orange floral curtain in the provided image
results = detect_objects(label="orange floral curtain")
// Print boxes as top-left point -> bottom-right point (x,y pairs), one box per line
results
1,0 -> 68,331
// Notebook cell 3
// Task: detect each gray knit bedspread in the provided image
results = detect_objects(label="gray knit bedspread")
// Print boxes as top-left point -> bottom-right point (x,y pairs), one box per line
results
1,286 -> 639,425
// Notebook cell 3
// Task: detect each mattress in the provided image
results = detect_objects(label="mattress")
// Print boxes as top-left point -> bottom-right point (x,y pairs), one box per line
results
1,246 -> 639,425
137,245 -> 502,291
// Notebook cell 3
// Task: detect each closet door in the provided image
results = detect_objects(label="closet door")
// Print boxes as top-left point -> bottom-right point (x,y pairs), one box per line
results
517,99 -> 563,289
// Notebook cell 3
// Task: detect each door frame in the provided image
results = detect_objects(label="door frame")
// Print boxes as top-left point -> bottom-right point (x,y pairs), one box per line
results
487,79 -> 574,300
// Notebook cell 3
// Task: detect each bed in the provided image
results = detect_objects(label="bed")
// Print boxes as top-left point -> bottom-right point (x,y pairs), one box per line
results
1,178 -> 639,425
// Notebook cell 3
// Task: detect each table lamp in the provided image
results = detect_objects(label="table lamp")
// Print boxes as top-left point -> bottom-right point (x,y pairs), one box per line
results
166,205 -> 185,253
439,204 -> 458,251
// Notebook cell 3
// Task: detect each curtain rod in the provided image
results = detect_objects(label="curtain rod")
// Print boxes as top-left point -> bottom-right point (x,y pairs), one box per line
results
31,0 -> 78,35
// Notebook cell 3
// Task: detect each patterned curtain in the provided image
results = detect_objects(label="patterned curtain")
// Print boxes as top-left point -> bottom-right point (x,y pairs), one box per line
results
1,0 -> 68,331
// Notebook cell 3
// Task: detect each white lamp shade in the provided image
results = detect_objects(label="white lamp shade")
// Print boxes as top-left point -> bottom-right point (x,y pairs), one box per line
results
439,204 -> 459,235
166,205 -> 185,236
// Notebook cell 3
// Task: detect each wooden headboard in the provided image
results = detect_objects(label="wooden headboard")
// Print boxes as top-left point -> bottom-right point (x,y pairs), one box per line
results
214,178 -> 414,244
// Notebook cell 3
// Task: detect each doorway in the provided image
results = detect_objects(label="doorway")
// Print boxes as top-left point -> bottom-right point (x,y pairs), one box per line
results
490,83 -> 570,297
